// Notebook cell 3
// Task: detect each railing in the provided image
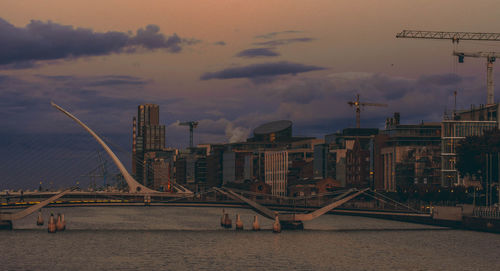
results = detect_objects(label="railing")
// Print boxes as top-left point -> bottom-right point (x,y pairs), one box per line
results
473,207 -> 500,219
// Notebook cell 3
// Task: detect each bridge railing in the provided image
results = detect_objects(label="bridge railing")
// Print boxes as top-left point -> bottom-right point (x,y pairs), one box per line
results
473,207 -> 500,219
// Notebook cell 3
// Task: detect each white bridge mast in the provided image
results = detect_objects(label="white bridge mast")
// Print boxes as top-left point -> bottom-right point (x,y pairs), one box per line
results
51,102 -> 157,193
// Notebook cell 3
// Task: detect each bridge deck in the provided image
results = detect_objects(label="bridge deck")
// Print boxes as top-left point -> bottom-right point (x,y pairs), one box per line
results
217,187 -> 373,222
1,189 -> 71,221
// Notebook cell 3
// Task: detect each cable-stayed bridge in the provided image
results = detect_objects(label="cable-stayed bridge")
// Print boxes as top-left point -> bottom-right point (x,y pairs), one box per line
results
0,103 -> 429,230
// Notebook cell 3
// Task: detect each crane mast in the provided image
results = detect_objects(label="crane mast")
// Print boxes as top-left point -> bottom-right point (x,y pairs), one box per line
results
397,29 -> 500,105
453,51 -> 500,105
179,121 -> 199,148
347,94 -> 388,128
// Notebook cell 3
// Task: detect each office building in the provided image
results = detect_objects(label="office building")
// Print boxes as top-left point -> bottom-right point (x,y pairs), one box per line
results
441,104 -> 499,186
264,150 -> 289,196
378,113 -> 441,191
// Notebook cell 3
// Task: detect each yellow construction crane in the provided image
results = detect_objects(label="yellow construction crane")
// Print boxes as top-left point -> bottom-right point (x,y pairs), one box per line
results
179,121 -> 198,148
396,29 -> 500,105
348,94 -> 388,128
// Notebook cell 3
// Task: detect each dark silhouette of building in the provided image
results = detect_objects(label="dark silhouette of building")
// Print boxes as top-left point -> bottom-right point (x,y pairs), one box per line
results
325,128 -> 379,187
442,104 -> 499,186
377,113 -> 441,191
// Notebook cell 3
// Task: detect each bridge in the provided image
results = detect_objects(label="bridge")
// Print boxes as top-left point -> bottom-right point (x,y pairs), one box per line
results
50,102 -> 192,195
214,187 -> 370,229
0,189 -> 72,229
1,102 -> 194,229
6,188 -> 497,233
1,184 -> 431,230
0,102 -> 448,231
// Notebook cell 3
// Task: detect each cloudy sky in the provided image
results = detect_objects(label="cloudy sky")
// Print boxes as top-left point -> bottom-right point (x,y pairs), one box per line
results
2,0 -> 500,189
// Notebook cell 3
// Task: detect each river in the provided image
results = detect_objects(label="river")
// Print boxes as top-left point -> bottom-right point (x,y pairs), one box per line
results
1,206 -> 500,270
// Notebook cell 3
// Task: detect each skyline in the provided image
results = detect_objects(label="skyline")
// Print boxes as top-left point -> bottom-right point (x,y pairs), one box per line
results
2,0 -> 500,188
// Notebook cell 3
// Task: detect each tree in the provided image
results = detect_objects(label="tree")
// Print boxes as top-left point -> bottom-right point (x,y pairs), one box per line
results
456,129 -> 500,179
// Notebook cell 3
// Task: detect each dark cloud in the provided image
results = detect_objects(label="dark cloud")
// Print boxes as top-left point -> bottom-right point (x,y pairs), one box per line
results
86,79 -> 147,87
36,75 -> 75,81
214,41 -> 226,46
36,74 -> 149,87
235,48 -> 280,58
0,73 -> 184,189
83,76 -> 148,87
0,74 -> 155,133
417,73 -> 463,86
253,37 -> 315,46
0,131 -> 129,190
265,72 -> 486,130
200,61 -> 325,80
0,60 -> 39,70
0,71 -> 491,189
129,25 -> 186,52
255,30 -> 303,39
0,18 -> 198,68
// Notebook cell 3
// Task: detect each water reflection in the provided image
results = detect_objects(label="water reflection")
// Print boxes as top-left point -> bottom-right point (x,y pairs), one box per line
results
1,207 -> 499,271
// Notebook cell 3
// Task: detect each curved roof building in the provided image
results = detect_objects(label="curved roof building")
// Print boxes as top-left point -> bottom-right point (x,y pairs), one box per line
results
252,120 -> 292,142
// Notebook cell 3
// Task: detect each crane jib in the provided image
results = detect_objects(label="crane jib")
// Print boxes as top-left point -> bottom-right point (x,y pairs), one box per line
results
396,30 -> 500,41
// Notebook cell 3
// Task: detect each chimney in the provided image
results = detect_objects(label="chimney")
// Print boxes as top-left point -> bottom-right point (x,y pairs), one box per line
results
132,117 -> 137,175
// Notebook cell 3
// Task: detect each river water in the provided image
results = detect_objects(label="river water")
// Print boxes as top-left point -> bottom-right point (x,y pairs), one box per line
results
1,206 -> 500,270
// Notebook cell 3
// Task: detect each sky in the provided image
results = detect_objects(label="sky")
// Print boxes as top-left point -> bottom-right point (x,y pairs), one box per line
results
2,0 -> 500,189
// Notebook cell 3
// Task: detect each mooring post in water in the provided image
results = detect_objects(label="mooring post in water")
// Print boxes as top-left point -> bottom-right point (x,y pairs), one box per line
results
36,210 -> 44,226
235,214 -> 244,230
56,213 -> 66,231
220,209 -> 225,227
273,213 -> 281,233
223,213 -> 232,228
252,215 -> 260,231
48,213 -> 56,233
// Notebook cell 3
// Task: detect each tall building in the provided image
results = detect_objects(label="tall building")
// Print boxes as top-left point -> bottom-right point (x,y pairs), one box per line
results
132,104 -> 166,185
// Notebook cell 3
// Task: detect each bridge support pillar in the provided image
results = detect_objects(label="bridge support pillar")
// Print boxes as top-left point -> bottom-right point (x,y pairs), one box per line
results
281,221 -> 304,230
0,220 -> 13,230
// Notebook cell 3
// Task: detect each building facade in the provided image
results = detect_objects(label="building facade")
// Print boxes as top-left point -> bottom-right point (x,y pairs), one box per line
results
132,104 -> 166,186
441,104 -> 499,186
264,150 -> 289,196
378,114 -> 441,191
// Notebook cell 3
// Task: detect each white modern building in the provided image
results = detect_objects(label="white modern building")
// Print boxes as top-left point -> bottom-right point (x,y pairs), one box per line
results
441,104 -> 499,186
264,150 -> 288,196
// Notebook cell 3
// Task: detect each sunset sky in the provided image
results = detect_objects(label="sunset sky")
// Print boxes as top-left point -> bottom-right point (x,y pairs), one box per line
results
2,0 -> 500,188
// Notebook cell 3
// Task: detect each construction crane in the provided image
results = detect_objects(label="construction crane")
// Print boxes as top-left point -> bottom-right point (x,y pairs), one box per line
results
453,51 -> 500,105
396,30 -> 500,43
348,94 -> 388,128
179,121 -> 198,148
396,29 -> 500,105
